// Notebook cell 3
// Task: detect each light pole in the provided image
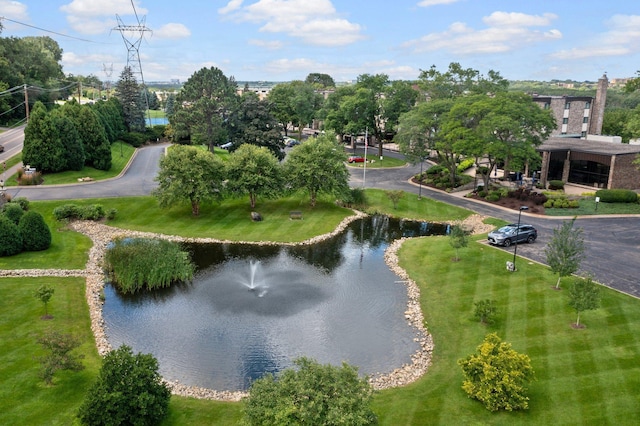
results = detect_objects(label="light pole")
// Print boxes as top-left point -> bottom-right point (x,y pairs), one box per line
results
512,205 -> 529,271
418,158 -> 423,200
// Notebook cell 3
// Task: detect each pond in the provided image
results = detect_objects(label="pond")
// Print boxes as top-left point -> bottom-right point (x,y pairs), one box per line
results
102,216 -> 447,391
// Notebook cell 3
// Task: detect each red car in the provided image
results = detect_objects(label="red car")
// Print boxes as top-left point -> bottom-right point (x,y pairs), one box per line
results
348,156 -> 365,163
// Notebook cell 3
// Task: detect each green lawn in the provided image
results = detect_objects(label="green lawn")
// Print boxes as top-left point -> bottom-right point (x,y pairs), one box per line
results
362,188 -> 470,222
4,142 -> 136,186
2,191 -> 639,425
546,197 -> 640,216
347,154 -> 406,168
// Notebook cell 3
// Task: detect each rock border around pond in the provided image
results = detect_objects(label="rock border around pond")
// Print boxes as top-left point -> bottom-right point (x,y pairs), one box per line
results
1,212 -> 490,401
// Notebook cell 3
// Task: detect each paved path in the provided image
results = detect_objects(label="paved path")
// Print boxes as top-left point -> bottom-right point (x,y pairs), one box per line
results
348,158 -> 640,299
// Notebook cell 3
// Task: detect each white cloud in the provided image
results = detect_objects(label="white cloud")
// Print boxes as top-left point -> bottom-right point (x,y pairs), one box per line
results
549,14 -> 640,60
403,11 -> 561,55
417,0 -> 460,7
1,0 -> 29,21
219,0 -> 365,47
153,23 -> 191,39
219,0 -> 244,15
60,0 -> 148,34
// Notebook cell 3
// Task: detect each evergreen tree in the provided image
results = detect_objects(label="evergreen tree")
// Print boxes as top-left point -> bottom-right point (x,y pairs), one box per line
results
115,66 -> 145,132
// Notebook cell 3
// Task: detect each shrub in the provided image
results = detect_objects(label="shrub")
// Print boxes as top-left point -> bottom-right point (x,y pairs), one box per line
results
457,158 -> 475,173
2,202 -> 24,224
53,204 -> 106,221
104,238 -> 195,294
548,180 -> 565,190
119,132 -> 148,148
425,164 -> 445,175
486,192 -> 500,202
474,299 -> 497,324
12,197 -> 30,210
568,199 -> 580,208
544,199 -> 554,208
0,215 -> 23,256
19,211 -> 52,251
19,171 -> 44,185
458,333 -> 534,411
531,192 -> 548,205
244,357 -> 377,426
595,188 -> 638,203
36,331 -> 84,385
106,208 -> 118,220
341,187 -> 367,208
53,204 -> 81,221
77,345 -> 170,426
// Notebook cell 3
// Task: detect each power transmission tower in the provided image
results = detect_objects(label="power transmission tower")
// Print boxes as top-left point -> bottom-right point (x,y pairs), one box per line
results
112,0 -> 152,124
102,63 -> 113,99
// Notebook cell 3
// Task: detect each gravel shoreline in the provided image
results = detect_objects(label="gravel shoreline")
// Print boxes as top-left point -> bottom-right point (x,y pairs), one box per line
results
1,212 -> 490,401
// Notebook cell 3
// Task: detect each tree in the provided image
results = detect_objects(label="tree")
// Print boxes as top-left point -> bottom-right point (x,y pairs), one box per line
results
227,92 -> 285,160
153,145 -> 225,216
545,218 -> 586,289
34,284 -> 55,318
36,330 -> 84,384
225,144 -> 283,209
458,333 -> 534,412
19,211 -> 51,251
417,62 -> 509,100
305,72 -> 336,88
268,80 -> 322,140
568,275 -> 601,327
319,85 -> 357,144
170,66 -> 238,150
115,66 -> 145,132
61,102 -> 112,170
474,299 -> 497,324
243,357 -> 377,426
385,190 -> 404,209
284,131 -> 350,207
77,345 -> 171,426
448,224 -> 469,261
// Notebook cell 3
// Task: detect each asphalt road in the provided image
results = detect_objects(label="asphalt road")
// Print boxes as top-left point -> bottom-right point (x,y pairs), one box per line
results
4,139 -> 639,298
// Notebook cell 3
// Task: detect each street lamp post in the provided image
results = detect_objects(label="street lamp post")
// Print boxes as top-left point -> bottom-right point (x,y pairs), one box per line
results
512,205 -> 529,271
418,158 -> 423,200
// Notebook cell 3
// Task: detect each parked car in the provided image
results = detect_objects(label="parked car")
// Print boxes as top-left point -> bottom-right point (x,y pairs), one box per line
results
220,142 -> 233,150
348,156 -> 365,163
285,138 -> 300,147
0,145 -> 4,153
487,224 -> 537,247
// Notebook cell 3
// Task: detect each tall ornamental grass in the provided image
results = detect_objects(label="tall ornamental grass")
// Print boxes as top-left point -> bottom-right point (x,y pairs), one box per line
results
104,238 -> 194,294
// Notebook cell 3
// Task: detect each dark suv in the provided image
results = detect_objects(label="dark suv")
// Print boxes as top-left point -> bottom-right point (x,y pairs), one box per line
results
487,224 -> 537,247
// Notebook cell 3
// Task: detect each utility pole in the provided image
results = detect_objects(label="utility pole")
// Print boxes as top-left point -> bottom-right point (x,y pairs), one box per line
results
24,84 -> 29,121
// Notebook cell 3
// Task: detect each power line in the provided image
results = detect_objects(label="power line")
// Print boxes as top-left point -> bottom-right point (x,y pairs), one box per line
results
0,16 -> 110,44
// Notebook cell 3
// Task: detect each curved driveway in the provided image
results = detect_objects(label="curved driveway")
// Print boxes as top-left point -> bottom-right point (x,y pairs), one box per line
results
4,143 -> 639,298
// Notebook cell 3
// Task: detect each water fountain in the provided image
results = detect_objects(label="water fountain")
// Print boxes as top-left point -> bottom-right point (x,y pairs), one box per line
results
102,216 -> 447,391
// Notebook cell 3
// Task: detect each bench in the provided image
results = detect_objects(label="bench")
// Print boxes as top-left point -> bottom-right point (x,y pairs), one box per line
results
289,211 -> 303,220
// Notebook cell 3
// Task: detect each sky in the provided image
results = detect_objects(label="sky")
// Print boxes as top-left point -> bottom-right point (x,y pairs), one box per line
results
2,0 -> 640,84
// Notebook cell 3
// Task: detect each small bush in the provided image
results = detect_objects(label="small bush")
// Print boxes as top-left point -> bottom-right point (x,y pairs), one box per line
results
425,165 -> 445,175
106,208 -> 118,220
2,202 -> 24,224
120,132 -> 148,148
595,189 -> 639,203
53,204 -> 81,221
53,204 -> 106,221
104,238 -> 195,294
457,158 -> 475,173
486,192 -> 500,202
12,197 -> 30,210
568,199 -> 580,208
19,171 -> 44,185
19,211 -> 52,251
0,215 -> 23,256
548,180 -> 565,190
544,199 -> 554,208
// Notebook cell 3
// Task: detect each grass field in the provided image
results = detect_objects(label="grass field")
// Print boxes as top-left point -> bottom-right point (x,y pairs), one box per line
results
1,190 -> 639,424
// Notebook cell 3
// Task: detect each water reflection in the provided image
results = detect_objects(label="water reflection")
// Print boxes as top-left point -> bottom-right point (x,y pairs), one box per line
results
102,215 -> 447,391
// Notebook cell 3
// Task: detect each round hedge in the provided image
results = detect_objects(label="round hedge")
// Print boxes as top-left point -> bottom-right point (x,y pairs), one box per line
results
2,203 -> 24,225
19,211 -> 52,251
0,215 -> 23,256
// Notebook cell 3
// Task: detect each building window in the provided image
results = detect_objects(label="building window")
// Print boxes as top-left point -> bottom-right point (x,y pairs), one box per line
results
564,102 -> 571,109
585,101 -> 591,109
583,117 -> 588,123
563,118 -> 569,124
581,131 -> 587,137
544,102 -> 550,109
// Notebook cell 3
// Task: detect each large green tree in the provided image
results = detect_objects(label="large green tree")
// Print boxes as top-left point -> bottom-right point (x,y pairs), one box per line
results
225,143 -> 283,209
319,85 -> 357,144
268,80 -> 322,140
243,357 -> 377,425
153,145 -> 225,216
114,66 -> 145,132
227,92 -> 285,160
284,131 -> 350,206
77,345 -> 170,426
545,218 -> 586,289
418,62 -> 509,100
305,72 -> 336,89
170,66 -> 238,150
61,102 -> 112,170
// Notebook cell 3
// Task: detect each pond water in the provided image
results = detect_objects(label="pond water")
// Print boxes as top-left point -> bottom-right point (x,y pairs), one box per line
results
102,216 -> 447,391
